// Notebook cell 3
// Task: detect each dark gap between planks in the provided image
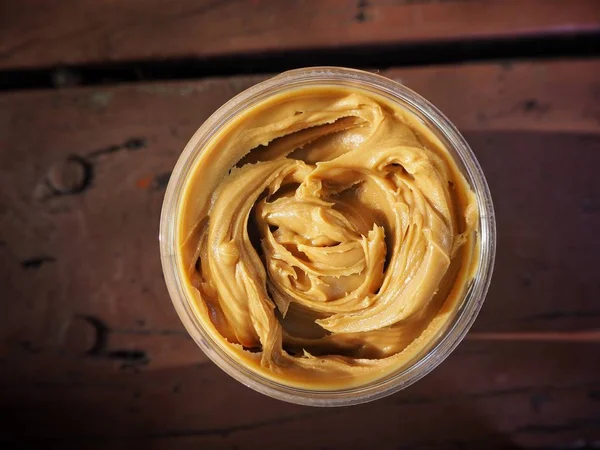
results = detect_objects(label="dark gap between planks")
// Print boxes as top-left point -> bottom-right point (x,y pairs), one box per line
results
0,32 -> 599,91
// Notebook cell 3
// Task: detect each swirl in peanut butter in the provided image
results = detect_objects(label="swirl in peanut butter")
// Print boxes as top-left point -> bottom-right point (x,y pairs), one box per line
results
178,87 -> 478,389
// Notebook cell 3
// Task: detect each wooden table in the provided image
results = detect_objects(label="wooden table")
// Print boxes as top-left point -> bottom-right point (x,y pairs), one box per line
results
1,1 -> 600,448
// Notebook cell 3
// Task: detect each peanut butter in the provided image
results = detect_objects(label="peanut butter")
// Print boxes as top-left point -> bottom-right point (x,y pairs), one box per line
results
178,86 -> 478,389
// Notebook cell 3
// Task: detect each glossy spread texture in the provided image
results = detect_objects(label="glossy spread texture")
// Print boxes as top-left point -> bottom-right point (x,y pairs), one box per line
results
178,86 -> 478,389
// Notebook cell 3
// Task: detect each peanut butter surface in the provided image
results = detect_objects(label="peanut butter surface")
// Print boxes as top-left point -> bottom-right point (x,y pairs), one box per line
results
178,86 -> 478,389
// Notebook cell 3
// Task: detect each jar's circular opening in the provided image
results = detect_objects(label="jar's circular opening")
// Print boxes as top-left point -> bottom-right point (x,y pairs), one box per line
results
160,67 -> 496,406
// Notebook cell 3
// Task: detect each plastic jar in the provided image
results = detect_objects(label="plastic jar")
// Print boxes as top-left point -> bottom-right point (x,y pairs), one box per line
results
159,67 -> 496,406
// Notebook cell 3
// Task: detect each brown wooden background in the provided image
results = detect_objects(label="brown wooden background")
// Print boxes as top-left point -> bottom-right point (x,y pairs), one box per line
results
1,1 -> 600,449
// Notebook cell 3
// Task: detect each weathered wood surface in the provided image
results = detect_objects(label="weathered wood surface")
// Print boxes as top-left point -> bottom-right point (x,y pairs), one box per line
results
1,0 -> 599,70
1,59 -> 600,448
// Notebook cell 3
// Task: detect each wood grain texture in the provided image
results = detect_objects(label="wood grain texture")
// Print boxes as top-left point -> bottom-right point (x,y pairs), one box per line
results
1,0 -> 599,70
1,59 -> 600,448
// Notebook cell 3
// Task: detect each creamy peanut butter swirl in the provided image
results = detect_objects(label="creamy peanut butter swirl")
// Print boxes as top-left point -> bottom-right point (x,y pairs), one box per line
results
179,87 -> 478,389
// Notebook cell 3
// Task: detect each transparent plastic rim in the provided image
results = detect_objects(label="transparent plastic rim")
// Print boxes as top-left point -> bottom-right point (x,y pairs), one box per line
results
159,67 -> 496,407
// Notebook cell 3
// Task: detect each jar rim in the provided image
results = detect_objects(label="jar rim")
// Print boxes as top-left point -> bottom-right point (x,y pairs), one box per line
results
159,67 -> 496,406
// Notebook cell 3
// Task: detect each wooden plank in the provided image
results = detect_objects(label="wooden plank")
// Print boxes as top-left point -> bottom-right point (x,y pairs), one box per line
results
2,344 -> 599,447
0,59 -> 598,366
0,0 -> 599,70
1,59 -> 600,447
